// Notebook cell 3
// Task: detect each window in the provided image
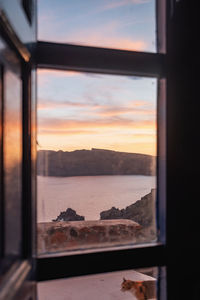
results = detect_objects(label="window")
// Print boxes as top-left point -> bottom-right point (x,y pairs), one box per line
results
0,3 -> 36,299
0,34 -> 22,266
0,64 -> 3,261
2,1 -> 200,300
38,0 -> 157,53
37,70 -> 158,255
35,1 -> 166,292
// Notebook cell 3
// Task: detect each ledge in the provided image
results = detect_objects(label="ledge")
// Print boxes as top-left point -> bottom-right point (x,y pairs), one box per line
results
37,219 -> 142,255
38,269 -> 157,300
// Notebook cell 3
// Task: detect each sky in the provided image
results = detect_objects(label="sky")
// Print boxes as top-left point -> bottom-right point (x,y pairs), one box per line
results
38,0 -> 156,52
37,0 -> 157,156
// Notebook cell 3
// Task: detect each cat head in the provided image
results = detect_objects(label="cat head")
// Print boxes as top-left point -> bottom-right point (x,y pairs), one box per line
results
121,278 -> 144,291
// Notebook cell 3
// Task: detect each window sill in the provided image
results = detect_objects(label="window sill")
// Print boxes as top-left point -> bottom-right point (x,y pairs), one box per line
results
37,219 -> 157,257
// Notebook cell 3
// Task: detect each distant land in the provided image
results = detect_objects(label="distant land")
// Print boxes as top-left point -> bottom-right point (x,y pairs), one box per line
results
37,148 -> 156,177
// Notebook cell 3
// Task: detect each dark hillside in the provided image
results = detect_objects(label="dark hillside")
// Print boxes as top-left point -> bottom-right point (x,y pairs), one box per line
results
37,148 -> 156,177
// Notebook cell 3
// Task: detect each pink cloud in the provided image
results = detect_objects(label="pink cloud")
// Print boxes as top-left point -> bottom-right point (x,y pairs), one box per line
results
39,17 -> 147,51
103,0 -> 150,10
38,100 -> 90,110
67,31 -> 147,51
38,117 -> 156,131
37,69 -> 81,85
92,105 -> 155,117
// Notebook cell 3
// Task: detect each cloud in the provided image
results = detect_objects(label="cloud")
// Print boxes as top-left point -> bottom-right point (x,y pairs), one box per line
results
38,129 -> 98,135
37,100 -> 90,110
38,117 -> 156,132
67,31 -> 147,51
37,69 -> 81,85
103,0 -> 150,10
38,98 -> 155,115
92,103 -> 155,117
37,69 -> 80,77
39,14 -> 147,51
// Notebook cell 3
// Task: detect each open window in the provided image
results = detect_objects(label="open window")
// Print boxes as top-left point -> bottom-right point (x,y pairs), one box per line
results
36,1 -> 166,299
1,0 -> 200,299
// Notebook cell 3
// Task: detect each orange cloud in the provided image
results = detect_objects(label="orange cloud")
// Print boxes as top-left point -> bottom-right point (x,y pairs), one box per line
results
69,34 -> 146,51
38,117 -> 156,131
37,69 -> 81,86
93,106 -> 155,117
37,69 -> 80,77
39,129 -> 98,135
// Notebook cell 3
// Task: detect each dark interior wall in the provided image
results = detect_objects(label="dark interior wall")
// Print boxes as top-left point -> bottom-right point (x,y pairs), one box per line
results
166,1 -> 200,299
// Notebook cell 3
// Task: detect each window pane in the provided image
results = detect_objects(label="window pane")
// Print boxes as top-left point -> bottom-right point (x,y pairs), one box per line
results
0,65 -> 3,258
0,37 -> 22,257
38,267 -> 161,300
37,70 -> 157,255
38,0 -> 156,53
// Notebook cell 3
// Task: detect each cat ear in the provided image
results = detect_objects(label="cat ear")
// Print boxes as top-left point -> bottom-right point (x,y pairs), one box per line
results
123,277 -> 126,282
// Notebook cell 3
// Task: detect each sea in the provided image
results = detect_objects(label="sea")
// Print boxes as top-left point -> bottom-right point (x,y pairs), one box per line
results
37,175 -> 156,223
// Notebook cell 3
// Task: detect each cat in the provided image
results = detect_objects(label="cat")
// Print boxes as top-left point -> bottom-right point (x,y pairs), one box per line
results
121,277 -> 156,300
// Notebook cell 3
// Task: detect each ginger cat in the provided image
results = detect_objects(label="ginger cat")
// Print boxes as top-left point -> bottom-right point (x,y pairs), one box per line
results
121,277 -> 156,300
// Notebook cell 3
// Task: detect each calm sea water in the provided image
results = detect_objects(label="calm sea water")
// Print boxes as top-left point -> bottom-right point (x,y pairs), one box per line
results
37,175 -> 156,222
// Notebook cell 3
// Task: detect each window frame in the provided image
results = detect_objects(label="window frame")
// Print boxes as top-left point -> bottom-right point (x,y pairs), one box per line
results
22,0 -> 33,24
35,0 -> 167,282
0,1 -> 36,299
0,64 -> 4,260
2,0 -> 200,299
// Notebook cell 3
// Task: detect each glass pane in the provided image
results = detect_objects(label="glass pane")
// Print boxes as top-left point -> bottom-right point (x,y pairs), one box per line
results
0,65 -> 3,258
38,0 -> 156,53
1,41 -> 22,257
37,69 -> 157,255
38,267 -> 162,300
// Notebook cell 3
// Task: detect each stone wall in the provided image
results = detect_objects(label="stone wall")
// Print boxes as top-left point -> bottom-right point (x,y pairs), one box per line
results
37,219 -> 142,255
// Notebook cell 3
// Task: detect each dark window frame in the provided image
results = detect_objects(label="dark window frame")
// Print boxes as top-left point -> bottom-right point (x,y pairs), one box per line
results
22,0 -> 33,24
35,0 -> 167,282
0,0 -> 167,298
2,0 -> 200,299
0,2 -> 36,298
0,64 -> 4,260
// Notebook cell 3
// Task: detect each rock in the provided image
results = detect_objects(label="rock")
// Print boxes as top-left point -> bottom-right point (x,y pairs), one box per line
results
100,189 -> 156,229
53,208 -> 85,222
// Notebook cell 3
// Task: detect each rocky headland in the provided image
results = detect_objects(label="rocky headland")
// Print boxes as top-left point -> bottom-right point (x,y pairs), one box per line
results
52,189 -> 156,242
38,189 -> 156,254
100,189 -> 156,228
37,148 -> 155,177
100,189 -> 157,241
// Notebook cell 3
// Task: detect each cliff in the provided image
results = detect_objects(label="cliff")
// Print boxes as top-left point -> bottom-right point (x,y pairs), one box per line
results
100,189 -> 157,240
51,189 -> 157,243
37,148 -> 155,177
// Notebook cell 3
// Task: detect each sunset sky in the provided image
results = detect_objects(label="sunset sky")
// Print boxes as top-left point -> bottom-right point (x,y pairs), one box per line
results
37,0 -> 157,156
38,0 -> 156,52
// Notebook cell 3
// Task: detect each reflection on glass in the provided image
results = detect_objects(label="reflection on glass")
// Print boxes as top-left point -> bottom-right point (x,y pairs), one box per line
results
38,0 -> 156,52
0,66 -> 2,258
38,267 -> 159,300
4,67 -> 22,256
37,70 -> 157,255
